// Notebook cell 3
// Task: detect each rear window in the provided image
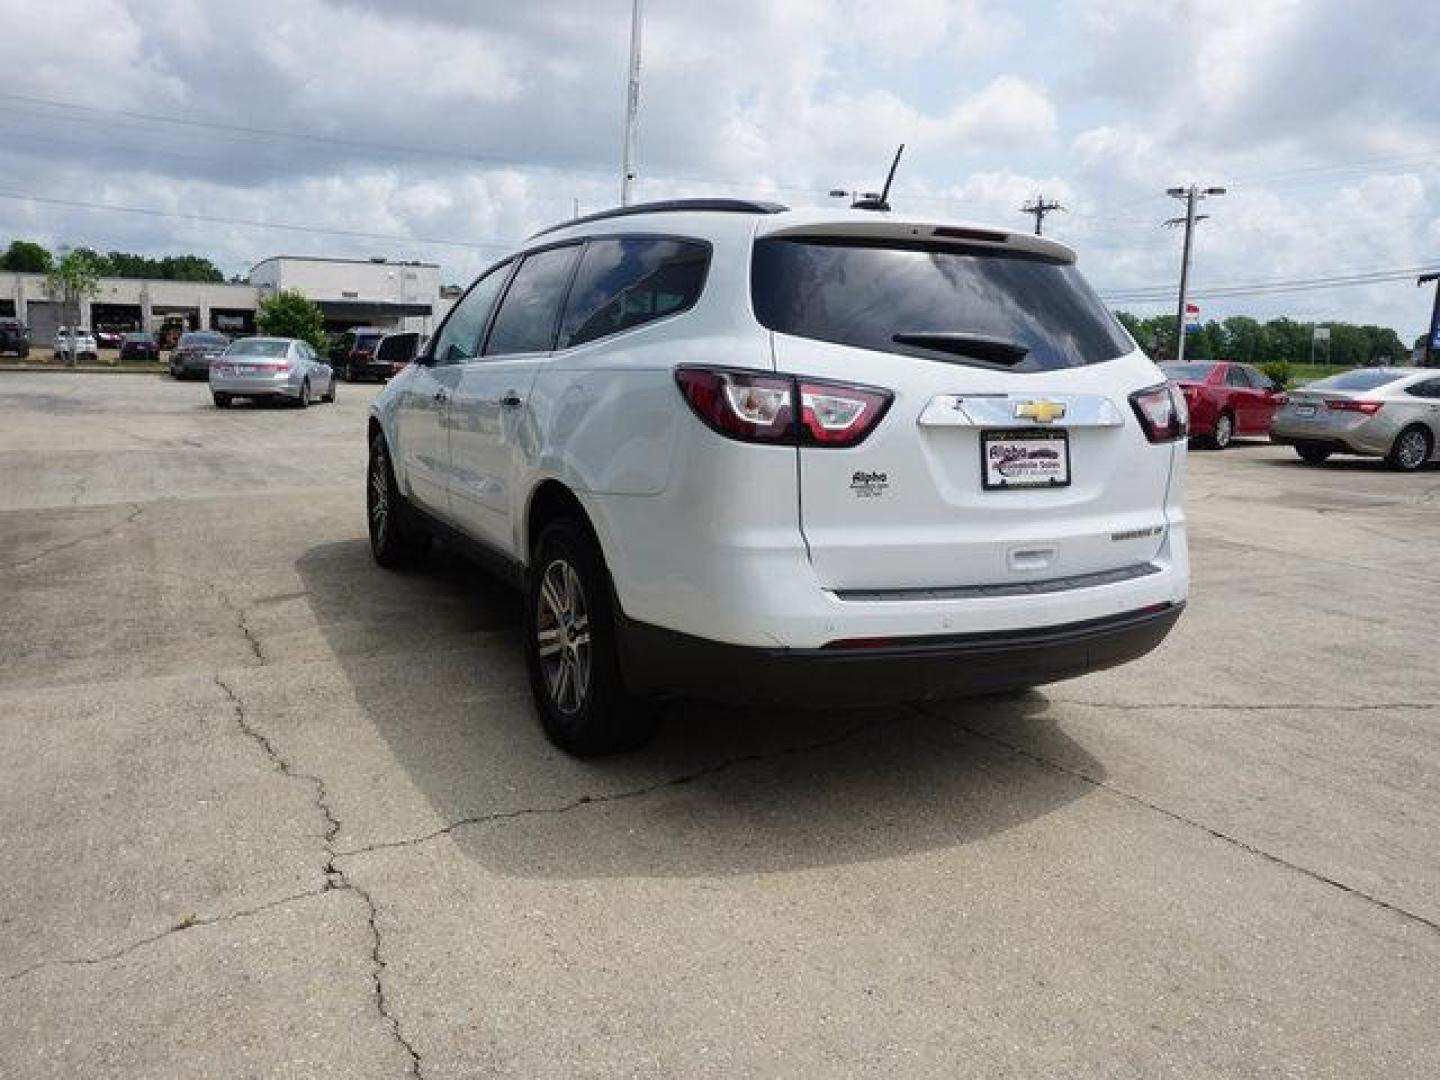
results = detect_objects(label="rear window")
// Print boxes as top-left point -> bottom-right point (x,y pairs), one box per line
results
226,339 -> 289,357
354,332 -> 383,349
180,332 -> 227,346
1163,363 -> 1215,381
1309,369 -> 1407,392
559,238 -> 709,348
751,238 -> 1132,371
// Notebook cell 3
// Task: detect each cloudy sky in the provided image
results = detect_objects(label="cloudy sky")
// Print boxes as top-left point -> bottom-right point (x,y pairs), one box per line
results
4,0 -> 1438,338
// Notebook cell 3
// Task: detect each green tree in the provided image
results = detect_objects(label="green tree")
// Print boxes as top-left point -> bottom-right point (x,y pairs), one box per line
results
1,239 -> 54,273
46,249 -> 103,365
256,289 -> 327,352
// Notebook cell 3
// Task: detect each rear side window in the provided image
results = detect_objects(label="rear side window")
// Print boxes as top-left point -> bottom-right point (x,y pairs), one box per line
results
751,238 -> 1132,371
484,244 -> 581,356
1224,367 -> 1251,388
558,238 -> 709,348
1311,369 -> 1406,392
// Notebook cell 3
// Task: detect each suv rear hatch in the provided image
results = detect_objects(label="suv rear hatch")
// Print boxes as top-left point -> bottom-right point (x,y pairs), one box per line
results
753,221 -> 1180,593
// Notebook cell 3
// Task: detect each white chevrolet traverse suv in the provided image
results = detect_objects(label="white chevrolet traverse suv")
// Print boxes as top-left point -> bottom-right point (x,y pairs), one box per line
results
367,199 -> 1189,755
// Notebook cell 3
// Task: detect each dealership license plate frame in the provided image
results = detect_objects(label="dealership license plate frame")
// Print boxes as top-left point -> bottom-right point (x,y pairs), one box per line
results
1295,404 -> 1317,418
981,428 -> 1072,490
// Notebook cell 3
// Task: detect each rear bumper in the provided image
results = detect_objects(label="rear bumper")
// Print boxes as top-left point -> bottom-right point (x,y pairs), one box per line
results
1270,417 -> 1395,456
618,602 -> 1183,707
209,373 -> 301,397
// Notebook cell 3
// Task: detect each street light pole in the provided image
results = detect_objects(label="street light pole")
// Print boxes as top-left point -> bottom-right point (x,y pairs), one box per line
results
1166,184 -> 1225,363
620,0 -> 643,206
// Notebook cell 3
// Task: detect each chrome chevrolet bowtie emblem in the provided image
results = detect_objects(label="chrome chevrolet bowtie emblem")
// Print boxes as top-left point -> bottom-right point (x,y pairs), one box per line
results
1014,399 -> 1066,424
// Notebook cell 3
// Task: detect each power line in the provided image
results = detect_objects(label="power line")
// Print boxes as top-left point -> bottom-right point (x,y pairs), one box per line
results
0,190 -> 518,251
1100,261 -> 1440,298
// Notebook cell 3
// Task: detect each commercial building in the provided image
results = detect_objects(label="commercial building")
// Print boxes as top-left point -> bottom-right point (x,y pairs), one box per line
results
0,255 -> 450,341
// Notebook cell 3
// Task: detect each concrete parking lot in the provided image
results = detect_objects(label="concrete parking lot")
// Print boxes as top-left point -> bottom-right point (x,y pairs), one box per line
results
2,371 -> 1438,1078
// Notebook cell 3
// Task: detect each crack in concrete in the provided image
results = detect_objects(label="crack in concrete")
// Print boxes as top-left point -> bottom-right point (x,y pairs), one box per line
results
1,888 -> 323,982
336,712 -> 895,861
212,674 -> 423,1078
3,503 -> 144,569
926,706 -> 1440,937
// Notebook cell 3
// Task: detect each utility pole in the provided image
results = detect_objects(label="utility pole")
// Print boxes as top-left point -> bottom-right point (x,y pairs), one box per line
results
619,0 -> 643,206
1165,184 -> 1226,363
1020,195 -> 1065,236
1420,271 -> 1440,367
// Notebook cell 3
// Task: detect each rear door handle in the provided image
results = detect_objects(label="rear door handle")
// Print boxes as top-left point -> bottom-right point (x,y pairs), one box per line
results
500,391 -> 524,411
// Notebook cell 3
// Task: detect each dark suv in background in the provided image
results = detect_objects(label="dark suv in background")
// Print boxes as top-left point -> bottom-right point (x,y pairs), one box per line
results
0,318 -> 29,358
169,331 -> 231,379
330,327 -> 401,381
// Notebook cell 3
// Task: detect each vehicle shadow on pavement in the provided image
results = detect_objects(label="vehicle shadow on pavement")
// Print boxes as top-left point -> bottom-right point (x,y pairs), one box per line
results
296,539 -> 1104,879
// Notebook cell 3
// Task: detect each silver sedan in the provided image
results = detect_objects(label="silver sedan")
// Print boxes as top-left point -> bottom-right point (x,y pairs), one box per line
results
1270,367 -> 1440,471
209,337 -> 336,409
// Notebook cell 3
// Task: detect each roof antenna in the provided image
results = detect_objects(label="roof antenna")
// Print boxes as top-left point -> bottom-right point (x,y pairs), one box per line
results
852,144 -> 904,212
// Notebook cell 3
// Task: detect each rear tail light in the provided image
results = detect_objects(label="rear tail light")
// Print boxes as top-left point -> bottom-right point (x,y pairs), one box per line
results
1129,382 -> 1189,443
675,366 -> 891,447
1326,399 -> 1384,414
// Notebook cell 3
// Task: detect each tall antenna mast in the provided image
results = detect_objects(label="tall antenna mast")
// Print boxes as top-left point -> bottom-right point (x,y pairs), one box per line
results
620,0 -> 644,206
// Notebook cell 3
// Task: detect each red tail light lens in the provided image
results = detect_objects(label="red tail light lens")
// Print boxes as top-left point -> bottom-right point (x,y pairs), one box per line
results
1130,382 -> 1189,443
798,382 -> 892,445
675,367 -> 891,447
674,368 -> 795,443
1326,399 -> 1383,414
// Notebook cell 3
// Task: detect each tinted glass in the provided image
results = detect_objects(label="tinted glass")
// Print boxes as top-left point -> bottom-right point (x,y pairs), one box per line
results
485,245 -> 581,356
1163,363 -> 1215,381
432,261 -> 512,365
1224,366 -> 1251,388
1244,365 -> 1275,390
751,239 -> 1132,371
1310,369 -> 1407,392
180,332 -> 227,346
559,238 -> 709,348
226,339 -> 289,357
1405,379 -> 1440,399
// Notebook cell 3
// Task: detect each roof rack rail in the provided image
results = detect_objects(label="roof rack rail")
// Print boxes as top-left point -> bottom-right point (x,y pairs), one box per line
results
530,198 -> 789,239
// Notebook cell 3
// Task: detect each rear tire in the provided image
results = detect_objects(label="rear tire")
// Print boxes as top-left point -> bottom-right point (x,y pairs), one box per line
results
1206,411 -> 1235,450
525,517 -> 659,756
1296,443 -> 1332,465
1387,425 -> 1432,472
367,432 -> 427,569
321,377 -> 336,404
212,393 -> 231,409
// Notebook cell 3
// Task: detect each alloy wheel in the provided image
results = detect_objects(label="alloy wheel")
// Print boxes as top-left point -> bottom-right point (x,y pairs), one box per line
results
1397,429 -> 1429,470
535,558 -> 591,715
1214,413 -> 1233,448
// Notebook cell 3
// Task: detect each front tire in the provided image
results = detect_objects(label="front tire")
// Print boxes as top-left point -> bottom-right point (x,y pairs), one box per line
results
212,393 -> 231,409
1387,425 -> 1432,472
367,433 -> 426,568
321,376 -> 336,403
297,379 -> 311,408
525,518 -> 658,756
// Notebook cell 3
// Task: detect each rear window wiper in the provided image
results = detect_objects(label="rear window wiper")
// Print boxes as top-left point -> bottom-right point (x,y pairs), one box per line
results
892,332 -> 1029,365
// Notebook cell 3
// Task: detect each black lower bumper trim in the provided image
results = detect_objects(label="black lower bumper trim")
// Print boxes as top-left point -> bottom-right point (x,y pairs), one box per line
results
618,602 -> 1184,707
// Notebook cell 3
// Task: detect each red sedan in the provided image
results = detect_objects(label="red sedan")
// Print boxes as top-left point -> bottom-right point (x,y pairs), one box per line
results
1161,361 -> 1286,449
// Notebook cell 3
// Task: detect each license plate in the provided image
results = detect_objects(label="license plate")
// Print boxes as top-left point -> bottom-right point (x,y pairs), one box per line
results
1295,404 -> 1317,417
982,429 -> 1071,490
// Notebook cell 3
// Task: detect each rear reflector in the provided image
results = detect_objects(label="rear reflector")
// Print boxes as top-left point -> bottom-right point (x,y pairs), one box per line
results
675,367 -> 891,447
1326,399 -> 1384,414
